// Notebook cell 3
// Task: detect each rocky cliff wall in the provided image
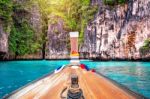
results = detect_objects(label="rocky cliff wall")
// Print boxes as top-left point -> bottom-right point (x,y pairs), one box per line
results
45,18 -> 70,59
83,0 -> 150,60
0,21 -> 8,54
0,1 -> 43,60
1,0 -> 150,60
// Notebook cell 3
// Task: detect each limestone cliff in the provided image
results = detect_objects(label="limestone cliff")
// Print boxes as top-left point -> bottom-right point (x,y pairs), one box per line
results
0,20 -> 8,59
0,0 -> 150,60
45,18 -> 69,59
83,0 -> 150,60
0,1 -> 43,60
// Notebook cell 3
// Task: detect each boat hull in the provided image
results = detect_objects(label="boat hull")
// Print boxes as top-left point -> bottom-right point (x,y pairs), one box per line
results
4,65 -> 144,99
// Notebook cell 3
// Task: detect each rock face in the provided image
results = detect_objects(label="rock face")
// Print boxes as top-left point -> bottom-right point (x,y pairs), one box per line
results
28,3 -> 43,59
45,18 -> 69,59
30,3 -> 42,38
84,0 -> 150,60
0,0 -> 149,60
0,20 -> 8,58
0,1 -> 43,60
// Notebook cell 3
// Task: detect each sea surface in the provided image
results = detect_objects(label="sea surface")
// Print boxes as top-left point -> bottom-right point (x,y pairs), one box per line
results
0,60 -> 150,98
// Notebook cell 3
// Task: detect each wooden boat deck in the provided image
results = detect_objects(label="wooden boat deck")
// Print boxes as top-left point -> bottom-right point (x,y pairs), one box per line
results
5,66 -> 143,99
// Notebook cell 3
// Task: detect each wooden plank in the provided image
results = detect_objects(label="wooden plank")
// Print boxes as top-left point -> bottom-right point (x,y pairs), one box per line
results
7,66 -> 143,99
76,68 -> 136,99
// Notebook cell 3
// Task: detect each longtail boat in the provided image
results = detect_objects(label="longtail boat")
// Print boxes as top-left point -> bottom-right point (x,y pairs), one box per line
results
3,32 -> 145,99
3,64 -> 145,99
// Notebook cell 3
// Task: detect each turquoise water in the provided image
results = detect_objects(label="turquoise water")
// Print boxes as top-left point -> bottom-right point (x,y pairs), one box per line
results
0,60 -> 150,98
0,60 -> 69,98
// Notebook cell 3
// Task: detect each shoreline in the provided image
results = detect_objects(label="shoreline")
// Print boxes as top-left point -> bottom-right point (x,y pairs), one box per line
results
0,58 -> 150,62
90,58 -> 150,62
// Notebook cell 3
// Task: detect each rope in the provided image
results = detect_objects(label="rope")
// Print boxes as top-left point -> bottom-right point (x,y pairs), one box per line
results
60,87 -> 84,99
60,87 -> 67,99
60,74 -> 84,99
67,88 -> 84,99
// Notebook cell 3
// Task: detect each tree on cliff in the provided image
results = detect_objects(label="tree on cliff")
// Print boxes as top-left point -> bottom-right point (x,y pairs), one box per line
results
1,0 -> 44,59
104,0 -> 126,5
140,39 -> 150,57
0,0 -> 98,59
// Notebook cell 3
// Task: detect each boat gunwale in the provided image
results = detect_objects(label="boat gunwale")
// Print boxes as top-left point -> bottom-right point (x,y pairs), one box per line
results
3,65 -> 147,99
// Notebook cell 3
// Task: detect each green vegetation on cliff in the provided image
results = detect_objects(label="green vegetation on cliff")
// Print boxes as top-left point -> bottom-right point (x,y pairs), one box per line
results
0,0 -> 13,32
0,0 -> 41,57
104,0 -> 126,5
9,21 -> 40,56
0,0 -> 12,22
140,38 -> 150,56
43,0 -> 98,43
0,0 -> 98,57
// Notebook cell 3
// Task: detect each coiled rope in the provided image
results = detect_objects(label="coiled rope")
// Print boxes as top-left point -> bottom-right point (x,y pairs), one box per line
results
60,74 -> 84,99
